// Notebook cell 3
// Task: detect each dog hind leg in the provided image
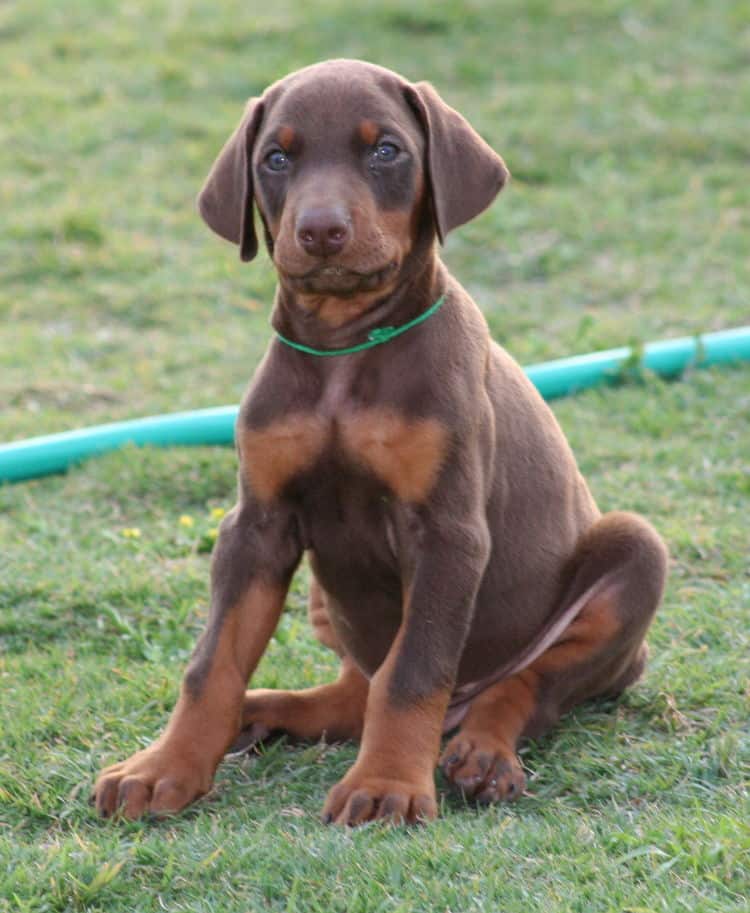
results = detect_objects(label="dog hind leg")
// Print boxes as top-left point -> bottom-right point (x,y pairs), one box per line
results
441,511 -> 667,803
233,574 -> 369,749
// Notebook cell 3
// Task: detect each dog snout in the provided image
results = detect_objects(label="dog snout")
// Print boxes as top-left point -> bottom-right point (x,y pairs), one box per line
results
296,205 -> 351,258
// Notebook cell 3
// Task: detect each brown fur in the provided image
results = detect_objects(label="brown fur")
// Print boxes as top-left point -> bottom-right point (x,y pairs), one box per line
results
93,60 -> 667,826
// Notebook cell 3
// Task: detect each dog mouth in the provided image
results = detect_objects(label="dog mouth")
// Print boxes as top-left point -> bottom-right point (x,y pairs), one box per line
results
281,261 -> 398,295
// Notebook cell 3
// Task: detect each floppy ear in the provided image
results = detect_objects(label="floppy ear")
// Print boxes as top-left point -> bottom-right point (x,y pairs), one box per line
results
405,81 -> 509,243
197,98 -> 265,262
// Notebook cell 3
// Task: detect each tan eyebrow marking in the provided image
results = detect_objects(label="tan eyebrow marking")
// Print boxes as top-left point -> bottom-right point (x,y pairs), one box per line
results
358,119 -> 379,146
278,125 -> 295,150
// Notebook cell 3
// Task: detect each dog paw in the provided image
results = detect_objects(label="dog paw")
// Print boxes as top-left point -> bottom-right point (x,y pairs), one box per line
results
92,744 -> 214,819
440,732 -> 526,803
321,770 -> 437,826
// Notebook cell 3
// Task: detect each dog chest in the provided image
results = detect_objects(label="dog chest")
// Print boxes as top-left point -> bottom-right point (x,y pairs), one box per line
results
238,409 -> 447,504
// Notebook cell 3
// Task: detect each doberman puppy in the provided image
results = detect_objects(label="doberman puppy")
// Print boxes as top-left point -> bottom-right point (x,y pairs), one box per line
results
93,59 -> 668,825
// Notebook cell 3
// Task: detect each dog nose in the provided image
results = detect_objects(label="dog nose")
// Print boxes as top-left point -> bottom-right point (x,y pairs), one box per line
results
296,207 -> 351,258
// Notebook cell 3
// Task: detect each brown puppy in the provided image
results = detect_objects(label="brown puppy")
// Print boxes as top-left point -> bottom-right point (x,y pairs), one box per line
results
93,60 -> 667,825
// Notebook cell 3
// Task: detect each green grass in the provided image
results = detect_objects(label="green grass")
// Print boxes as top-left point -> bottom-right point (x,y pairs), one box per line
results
1,0 -> 749,910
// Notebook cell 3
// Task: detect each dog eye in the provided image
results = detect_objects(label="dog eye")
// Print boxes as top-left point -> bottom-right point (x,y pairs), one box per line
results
265,150 -> 289,172
372,142 -> 399,163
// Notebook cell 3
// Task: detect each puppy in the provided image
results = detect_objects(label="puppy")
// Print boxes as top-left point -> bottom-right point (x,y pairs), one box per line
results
94,60 -> 667,825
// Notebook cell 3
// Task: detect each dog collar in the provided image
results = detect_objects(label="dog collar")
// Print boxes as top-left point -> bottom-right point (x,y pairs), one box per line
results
275,294 -> 446,357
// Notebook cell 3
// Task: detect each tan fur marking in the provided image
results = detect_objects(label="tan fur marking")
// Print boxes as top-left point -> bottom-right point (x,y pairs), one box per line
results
300,284 -> 398,328
459,588 -> 623,748
321,623 -> 448,823
240,410 -> 446,504
278,125 -> 295,150
379,208 -> 415,251
154,581 -> 286,768
224,580 -> 289,680
170,580 -> 288,754
93,581 -> 286,818
341,410 -> 448,503
239,415 -> 328,502
533,587 -> 621,677
358,684 -> 449,778
358,119 -> 379,146
308,576 -> 346,656
241,657 -> 369,742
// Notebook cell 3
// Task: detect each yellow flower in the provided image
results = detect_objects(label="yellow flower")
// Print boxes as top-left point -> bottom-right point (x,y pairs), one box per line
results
121,527 -> 141,538
179,514 -> 194,528
210,507 -> 226,520
207,527 -> 218,541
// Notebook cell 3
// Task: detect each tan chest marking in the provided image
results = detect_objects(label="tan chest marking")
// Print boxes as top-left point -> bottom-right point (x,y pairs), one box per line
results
240,410 -> 448,504
238,415 -> 328,502
341,409 -> 448,503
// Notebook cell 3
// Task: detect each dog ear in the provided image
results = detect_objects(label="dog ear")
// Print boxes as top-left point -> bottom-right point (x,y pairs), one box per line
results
405,82 -> 509,243
197,98 -> 265,262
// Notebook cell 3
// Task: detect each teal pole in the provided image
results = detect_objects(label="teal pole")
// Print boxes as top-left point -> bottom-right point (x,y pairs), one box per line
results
2,326 -> 749,484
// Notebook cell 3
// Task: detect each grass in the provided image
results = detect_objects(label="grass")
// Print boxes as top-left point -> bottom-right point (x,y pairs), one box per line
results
1,0 -> 749,910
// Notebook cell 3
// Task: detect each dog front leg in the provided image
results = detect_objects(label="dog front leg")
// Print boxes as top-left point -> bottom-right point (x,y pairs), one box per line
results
93,501 -> 301,819
322,517 -> 490,825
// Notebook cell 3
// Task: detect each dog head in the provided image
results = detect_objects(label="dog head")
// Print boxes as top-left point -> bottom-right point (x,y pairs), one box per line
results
198,60 -> 509,302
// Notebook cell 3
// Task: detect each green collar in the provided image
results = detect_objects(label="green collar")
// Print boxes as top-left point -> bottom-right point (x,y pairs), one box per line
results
275,294 -> 446,357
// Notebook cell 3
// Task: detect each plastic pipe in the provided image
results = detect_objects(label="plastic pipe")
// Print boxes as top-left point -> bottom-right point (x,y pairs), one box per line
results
524,324 -> 750,399
2,326 -> 749,484
0,406 -> 238,483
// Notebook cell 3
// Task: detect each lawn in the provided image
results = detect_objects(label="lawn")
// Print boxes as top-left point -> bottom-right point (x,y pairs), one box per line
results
1,0 -> 749,910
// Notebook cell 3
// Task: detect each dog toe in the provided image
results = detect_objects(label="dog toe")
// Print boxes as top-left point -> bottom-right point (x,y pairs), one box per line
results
441,731 -> 525,803
474,757 -> 526,804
